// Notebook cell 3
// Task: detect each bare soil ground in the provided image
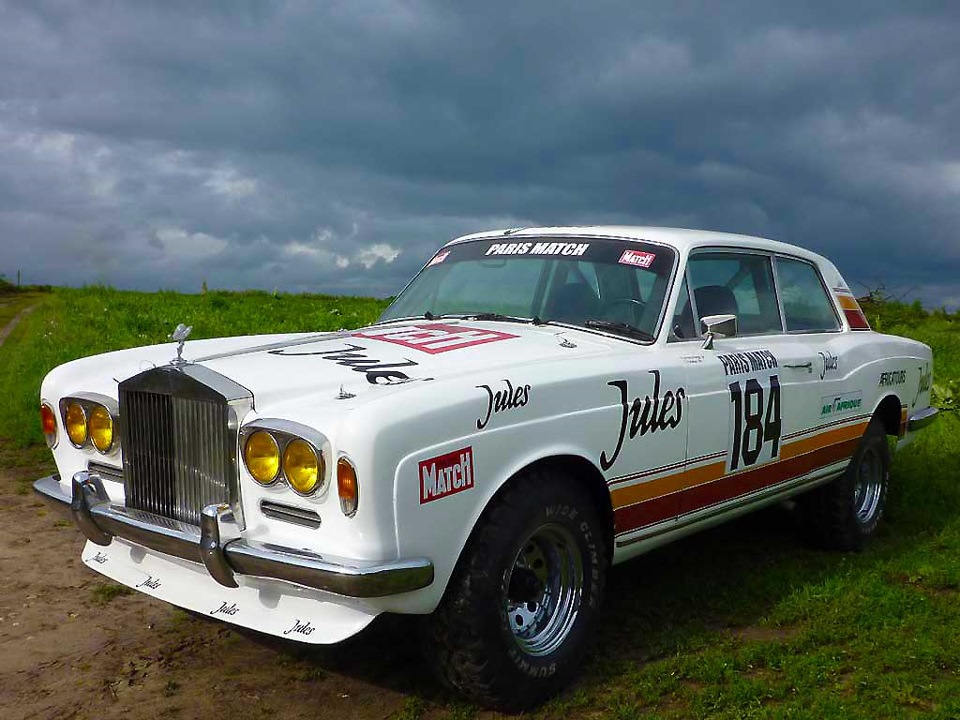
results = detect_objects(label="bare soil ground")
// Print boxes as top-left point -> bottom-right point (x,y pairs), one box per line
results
0,296 -> 469,719
0,462 -> 477,720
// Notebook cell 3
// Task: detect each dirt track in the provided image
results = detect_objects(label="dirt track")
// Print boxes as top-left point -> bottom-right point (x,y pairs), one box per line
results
0,464 -> 477,720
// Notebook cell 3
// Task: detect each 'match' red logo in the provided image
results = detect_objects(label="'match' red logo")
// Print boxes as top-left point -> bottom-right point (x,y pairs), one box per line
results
419,447 -> 474,503
354,324 -> 517,354
618,249 -> 656,268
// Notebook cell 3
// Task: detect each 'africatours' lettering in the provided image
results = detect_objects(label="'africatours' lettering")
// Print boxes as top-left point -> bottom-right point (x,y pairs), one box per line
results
879,369 -> 907,387
270,343 -> 417,385
420,447 -> 474,503
717,350 -> 778,376
476,379 -> 531,429
600,370 -> 685,471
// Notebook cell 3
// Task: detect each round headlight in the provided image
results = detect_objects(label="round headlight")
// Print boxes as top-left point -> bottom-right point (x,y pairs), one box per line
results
245,431 -> 280,484
89,405 -> 114,453
65,402 -> 88,447
283,439 -> 322,495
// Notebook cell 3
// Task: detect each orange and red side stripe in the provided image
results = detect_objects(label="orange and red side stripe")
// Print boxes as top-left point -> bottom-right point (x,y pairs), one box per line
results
611,419 -> 870,539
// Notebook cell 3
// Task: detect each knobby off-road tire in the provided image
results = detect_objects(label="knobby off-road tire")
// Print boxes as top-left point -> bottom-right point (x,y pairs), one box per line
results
800,417 -> 891,551
421,468 -> 607,711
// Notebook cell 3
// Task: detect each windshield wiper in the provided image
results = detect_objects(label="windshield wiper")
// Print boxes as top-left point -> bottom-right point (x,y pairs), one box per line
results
582,319 -> 656,342
424,311 -> 536,324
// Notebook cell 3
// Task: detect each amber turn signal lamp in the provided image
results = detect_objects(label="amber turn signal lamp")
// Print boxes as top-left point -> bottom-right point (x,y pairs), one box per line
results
40,403 -> 57,446
337,457 -> 359,517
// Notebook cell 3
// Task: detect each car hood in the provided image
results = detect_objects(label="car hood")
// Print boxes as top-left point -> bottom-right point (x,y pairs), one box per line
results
45,320 -> 625,419
195,320 -> 616,413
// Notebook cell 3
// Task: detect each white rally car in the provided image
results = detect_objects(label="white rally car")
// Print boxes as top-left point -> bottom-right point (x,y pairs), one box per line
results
35,226 -> 938,709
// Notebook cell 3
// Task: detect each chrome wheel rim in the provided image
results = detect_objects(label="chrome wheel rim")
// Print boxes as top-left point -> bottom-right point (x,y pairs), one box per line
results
854,445 -> 883,524
502,523 -> 584,657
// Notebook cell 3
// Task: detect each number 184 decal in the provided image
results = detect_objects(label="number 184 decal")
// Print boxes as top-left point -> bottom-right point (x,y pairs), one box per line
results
728,374 -> 782,472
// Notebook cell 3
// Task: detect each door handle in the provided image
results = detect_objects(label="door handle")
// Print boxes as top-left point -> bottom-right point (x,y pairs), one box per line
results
784,361 -> 813,372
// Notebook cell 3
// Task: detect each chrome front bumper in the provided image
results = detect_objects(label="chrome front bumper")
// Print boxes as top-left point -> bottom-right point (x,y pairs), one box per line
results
34,472 -> 434,598
908,406 -> 939,432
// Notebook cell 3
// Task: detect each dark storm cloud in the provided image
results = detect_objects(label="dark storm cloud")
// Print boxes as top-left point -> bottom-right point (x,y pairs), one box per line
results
0,0 -> 958,306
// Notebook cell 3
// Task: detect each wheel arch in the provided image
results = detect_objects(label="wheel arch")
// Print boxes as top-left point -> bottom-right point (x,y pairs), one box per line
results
873,393 -> 904,437
520,454 -> 615,562
456,453 -> 615,582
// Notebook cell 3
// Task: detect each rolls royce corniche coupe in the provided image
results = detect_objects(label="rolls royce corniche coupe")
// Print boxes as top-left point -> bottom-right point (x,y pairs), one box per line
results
34,226 -> 938,709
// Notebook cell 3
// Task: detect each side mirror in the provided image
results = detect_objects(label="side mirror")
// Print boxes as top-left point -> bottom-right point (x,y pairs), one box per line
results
700,314 -> 737,350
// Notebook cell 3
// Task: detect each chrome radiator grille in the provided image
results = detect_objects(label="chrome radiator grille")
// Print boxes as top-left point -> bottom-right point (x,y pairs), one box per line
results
118,365 -> 251,528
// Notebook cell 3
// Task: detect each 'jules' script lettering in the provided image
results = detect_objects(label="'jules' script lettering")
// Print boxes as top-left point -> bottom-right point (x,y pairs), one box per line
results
599,370 -> 685,471
476,379 -> 531,429
270,343 -> 417,385
283,618 -> 316,636
210,601 -> 239,616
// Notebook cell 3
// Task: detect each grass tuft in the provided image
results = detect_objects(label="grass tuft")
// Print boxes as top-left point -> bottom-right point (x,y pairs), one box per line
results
91,583 -> 133,604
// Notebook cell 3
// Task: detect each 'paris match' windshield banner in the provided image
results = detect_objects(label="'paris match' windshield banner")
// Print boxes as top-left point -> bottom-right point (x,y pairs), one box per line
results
424,237 -> 676,275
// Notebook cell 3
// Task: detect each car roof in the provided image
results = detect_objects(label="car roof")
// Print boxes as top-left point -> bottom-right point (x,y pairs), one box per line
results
446,225 -> 827,264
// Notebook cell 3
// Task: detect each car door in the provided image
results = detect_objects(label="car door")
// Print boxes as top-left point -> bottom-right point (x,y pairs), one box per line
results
775,255 -> 870,452
679,249 -> 821,519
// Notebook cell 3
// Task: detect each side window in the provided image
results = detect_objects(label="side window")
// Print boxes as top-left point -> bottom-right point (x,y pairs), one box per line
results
776,257 -> 841,332
687,252 -> 782,335
670,279 -> 697,340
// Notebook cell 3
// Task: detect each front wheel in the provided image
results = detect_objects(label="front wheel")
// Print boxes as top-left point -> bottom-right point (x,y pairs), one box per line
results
799,417 -> 890,551
421,468 -> 607,711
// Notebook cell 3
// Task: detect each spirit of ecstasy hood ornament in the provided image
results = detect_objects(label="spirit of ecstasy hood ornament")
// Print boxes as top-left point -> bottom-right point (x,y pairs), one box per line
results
169,323 -> 192,365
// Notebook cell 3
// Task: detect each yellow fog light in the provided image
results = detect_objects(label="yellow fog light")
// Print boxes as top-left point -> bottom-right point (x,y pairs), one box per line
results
283,439 -> 322,495
245,431 -> 280,484
65,402 -> 88,447
337,457 -> 359,517
89,405 -> 114,453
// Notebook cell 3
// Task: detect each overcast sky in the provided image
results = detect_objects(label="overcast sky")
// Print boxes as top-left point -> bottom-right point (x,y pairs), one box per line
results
1,1 -> 958,307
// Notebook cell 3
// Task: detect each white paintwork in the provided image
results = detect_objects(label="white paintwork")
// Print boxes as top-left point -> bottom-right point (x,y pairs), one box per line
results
40,226 -> 937,642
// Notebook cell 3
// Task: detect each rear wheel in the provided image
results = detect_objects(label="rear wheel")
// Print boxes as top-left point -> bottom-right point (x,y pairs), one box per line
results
421,468 -> 607,711
799,417 -> 890,550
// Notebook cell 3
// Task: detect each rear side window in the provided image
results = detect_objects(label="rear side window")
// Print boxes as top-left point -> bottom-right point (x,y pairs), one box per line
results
687,252 -> 782,335
776,257 -> 841,332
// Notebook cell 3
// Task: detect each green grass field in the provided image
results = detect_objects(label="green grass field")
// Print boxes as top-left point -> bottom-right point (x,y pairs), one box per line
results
0,286 -> 957,718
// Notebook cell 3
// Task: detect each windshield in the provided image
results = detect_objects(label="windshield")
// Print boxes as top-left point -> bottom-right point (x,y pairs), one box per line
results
379,237 -> 677,340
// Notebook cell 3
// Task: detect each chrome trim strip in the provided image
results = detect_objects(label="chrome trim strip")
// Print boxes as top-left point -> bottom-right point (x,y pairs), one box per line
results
33,473 -> 434,598
908,406 -> 939,432
191,330 -> 352,364
260,500 -> 322,529
88,461 -> 123,483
